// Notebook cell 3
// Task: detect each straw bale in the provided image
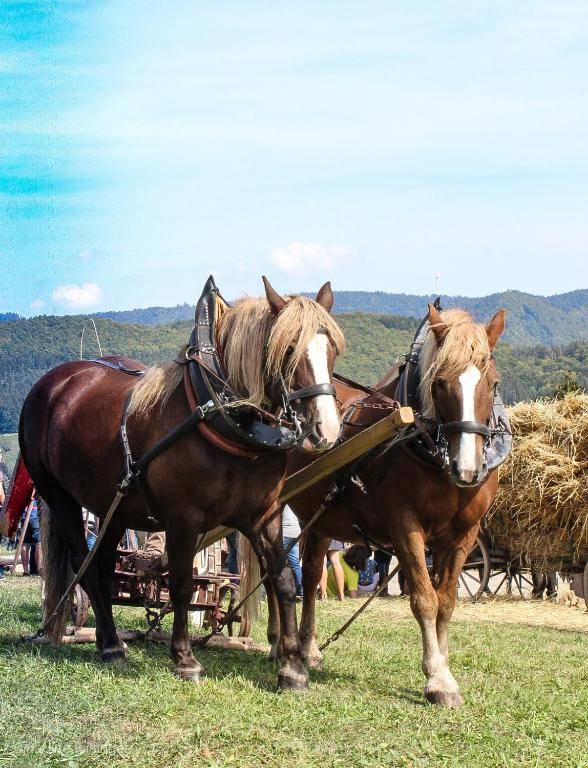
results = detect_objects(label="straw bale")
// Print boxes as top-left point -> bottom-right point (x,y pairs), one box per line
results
488,393 -> 588,571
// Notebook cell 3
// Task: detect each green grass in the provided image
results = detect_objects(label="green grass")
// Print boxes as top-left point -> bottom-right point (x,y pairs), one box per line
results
0,578 -> 587,768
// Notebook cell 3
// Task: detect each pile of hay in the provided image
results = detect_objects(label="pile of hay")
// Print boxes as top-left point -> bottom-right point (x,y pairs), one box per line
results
488,392 -> 588,571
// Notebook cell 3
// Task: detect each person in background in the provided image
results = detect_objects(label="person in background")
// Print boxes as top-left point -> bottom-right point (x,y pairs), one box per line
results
84,509 -> 98,549
0,457 -> 5,508
326,544 -> 371,599
325,539 -> 347,600
21,496 -> 41,576
374,549 -> 393,597
0,458 -> 5,580
358,550 -> 379,594
225,531 -> 239,575
531,569 -> 558,601
282,505 -> 302,597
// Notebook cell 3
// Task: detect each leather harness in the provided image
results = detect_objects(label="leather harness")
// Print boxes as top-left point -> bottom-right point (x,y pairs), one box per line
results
88,276 -> 341,521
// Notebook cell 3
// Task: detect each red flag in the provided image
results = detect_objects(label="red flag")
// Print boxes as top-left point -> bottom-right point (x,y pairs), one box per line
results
1,454 -> 34,538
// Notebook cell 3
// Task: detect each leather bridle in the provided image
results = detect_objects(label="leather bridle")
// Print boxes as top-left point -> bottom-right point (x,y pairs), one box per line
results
438,420 -> 492,438
276,326 -> 337,440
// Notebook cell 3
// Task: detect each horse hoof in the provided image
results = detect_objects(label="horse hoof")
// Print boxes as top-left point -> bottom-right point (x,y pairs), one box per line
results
278,668 -> 309,693
175,664 -> 203,683
304,655 -> 324,671
425,688 -> 463,708
100,643 -> 128,664
268,643 -> 279,663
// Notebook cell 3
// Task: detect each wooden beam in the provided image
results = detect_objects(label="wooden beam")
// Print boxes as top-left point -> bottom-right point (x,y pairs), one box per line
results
280,406 -> 414,503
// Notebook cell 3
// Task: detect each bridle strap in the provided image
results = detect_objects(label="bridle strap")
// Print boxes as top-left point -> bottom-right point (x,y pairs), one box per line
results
285,382 -> 336,403
439,420 -> 491,438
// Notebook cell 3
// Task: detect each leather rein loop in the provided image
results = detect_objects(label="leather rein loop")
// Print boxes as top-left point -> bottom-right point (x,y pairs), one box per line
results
439,420 -> 492,438
285,382 -> 336,402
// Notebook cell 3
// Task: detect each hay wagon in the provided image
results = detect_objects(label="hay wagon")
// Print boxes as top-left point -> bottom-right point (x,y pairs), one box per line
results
439,530 -> 587,605
482,393 -> 588,608
421,533 -> 530,601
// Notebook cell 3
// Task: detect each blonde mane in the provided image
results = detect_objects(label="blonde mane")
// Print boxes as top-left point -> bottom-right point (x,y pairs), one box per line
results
127,293 -> 345,417
219,295 -> 345,407
127,361 -> 184,417
419,308 -> 491,419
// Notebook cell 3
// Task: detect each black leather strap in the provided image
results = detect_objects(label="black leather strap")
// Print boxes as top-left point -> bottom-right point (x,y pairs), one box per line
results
89,358 -> 145,377
439,421 -> 491,438
286,382 -> 336,402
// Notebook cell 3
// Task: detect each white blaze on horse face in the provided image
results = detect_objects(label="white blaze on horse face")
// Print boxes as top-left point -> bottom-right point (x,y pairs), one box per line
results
306,333 -> 339,444
457,364 -> 482,475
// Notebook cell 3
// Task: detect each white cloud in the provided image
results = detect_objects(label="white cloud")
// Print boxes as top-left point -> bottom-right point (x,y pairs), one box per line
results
29,299 -> 45,311
76,248 -> 94,261
52,282 -> 103,309
268,242 -> 354,277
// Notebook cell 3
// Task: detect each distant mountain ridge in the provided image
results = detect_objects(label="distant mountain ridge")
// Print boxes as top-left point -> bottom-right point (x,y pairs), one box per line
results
0,310 -> 585,435
0,312 -> 19,323
92,289 -> 588,348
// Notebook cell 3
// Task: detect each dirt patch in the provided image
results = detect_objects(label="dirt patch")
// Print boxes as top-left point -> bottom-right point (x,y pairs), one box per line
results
347,594 -> 588,633
454,596 -> 588,633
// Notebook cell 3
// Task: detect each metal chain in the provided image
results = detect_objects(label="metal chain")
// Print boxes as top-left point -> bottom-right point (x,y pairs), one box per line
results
319,564 -> 401,652
351,401 -> 398,411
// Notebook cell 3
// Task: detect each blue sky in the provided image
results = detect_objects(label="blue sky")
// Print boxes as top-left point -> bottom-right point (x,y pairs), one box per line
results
1,1 -> 587,316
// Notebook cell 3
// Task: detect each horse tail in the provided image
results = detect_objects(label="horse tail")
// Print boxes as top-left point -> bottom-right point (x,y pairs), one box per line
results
237,534 -> 262,627
40,499 -> 72,645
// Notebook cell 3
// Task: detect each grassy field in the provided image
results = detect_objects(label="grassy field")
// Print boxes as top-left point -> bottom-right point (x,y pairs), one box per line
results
0,577 -> 586,768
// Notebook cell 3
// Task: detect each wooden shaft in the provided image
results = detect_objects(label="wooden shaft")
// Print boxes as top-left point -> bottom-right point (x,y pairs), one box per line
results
280,406 -> 414,503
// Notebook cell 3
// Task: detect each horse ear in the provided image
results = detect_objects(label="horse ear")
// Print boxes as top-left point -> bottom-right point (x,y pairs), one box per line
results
262,276 -> 287,316
486,308 -> 506,349
315,281 -> 334,313
428,303 -> 448,344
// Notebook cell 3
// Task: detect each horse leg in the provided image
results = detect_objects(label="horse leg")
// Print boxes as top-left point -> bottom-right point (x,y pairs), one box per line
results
432,527 -> 479,666
265,577 -> 281,661
394,521 -> 463,708
250,511 -> 309,692
42,489 -> 125,661
94,522 -> 128,662
165,526 -> 203,682
299,529 -> 330,669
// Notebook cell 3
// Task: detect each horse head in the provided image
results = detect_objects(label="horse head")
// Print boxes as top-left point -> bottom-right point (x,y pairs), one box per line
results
262,276 -> 344,452
421,304 -> 506,487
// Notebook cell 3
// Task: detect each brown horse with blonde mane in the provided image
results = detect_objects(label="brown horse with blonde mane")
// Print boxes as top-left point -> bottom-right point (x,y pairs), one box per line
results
267,303 -> 507,706
19,277 -> 344,691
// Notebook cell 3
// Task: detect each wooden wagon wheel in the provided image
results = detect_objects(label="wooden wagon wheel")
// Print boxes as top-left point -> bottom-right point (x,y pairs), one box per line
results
458,535 -> 491,601
70,584 -> 90,629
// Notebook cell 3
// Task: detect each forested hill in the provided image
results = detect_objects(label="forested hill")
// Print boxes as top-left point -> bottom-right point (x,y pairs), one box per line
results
0,312 -> 586,435
0,313 -> 19,323
93,288 -> 588,348
316,288 -> 588,347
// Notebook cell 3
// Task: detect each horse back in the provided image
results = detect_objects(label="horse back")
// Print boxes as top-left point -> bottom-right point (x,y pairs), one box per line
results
19,357 -> 145,508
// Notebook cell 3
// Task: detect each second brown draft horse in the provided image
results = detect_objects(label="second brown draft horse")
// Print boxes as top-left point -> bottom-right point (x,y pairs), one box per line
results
276,303 -> 507,706
19,277 -> 344,691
